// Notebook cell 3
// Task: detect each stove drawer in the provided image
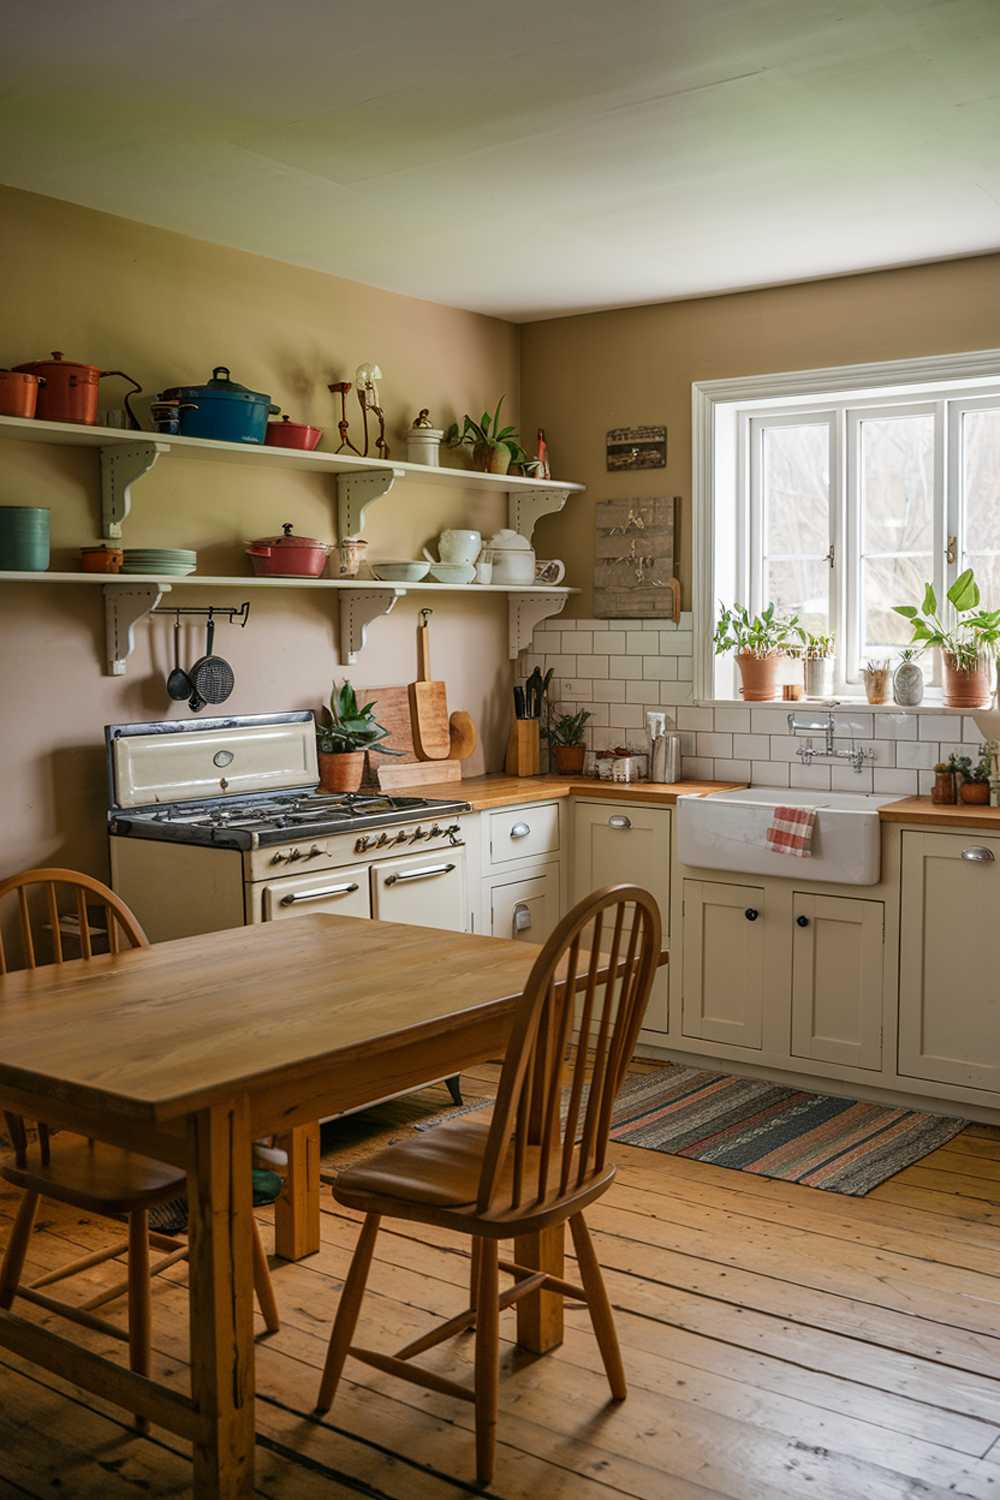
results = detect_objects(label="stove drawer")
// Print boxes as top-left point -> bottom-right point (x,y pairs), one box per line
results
261,867 -> 371,922
370,850 -> 466,932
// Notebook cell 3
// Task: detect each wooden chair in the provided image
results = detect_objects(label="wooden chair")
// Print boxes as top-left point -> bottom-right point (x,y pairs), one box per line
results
0,867 -> 280,1424
315,882 -> 662,1485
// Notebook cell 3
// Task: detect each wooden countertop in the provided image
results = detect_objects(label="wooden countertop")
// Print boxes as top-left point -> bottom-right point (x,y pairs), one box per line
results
878,796 -> 1000,830
418,774 -> 744,810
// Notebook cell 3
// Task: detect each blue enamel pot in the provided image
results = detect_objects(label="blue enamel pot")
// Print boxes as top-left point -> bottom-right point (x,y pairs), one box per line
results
158,366 -> 280,444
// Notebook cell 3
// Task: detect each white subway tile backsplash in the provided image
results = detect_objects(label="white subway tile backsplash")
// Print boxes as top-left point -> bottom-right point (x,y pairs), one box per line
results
678,707 -> 714,731
874,768 -> 920,794
768,736 -> 803,762
581,701 -> 610,726
790,763 -> 832,790
610,656 -> 643,679
714,758 -> 751,781
626,632 -> 658,655
677,657 -> 694,681
593,727 -> 635,752
642,657 -> 678,680
874,713 -> 918,740
918,770 -> 936,795
751,708 -> 793,735
531,632 -> 563,654
732,733 -> 771,759
682,756 -> 716,779
831,712 -> 874,739
751,760 -> 790,787
918,715 -> 955,740
643,618 -> 665,630
593,631 -> 626,654
963,717 -> 986,744
659,683 -> 694,706
576,654 -> 609,678
895,740 -> 940,770
697,732 -> 734,758
544,655 -> 577,677
714,707 -> 751,734
679,612 -> 693,629
560,631 -> 593,653
831,765 -> 874,792
609,704 -> 645,729
592,679 -> 627,703
626,680 -> 664,705
661,632 -> 694,656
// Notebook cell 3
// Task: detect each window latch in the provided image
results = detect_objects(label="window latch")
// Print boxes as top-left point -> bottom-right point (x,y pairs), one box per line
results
825,543 -> 835,569
946,535 -> 957,565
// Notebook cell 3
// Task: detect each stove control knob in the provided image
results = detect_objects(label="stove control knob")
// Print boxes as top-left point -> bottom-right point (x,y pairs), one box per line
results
377,832 -> 391,847
269,852 -> 286,865
410,826 -> 425,843
287,848 -> 302,862
395,829 -> 408,844
305,844 -> 323,859
429,824 -> 442,838
354,837 -> 369,853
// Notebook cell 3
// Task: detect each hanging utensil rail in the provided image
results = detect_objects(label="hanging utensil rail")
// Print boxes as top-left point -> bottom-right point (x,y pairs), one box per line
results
169,602 -> 251,627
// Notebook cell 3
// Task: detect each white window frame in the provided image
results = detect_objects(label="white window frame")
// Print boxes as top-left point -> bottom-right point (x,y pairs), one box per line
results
692,347 -> 1000,704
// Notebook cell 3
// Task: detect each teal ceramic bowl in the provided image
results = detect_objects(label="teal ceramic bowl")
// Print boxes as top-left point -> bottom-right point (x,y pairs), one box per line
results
0,507 -> 50,571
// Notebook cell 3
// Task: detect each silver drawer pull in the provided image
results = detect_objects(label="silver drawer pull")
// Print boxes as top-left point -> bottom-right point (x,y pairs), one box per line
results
512,902 -> 533,934
280,882 -> 359,905
385,862 -> 456,886
608,814 -> 632,830
961,846 -> 995,863
510,822 -> 531,839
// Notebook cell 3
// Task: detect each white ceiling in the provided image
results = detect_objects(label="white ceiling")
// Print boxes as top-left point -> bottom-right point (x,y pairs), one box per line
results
2,0 -> 999,321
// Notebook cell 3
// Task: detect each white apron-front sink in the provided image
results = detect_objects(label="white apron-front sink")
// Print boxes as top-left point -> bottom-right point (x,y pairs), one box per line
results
676,787 -> 899,886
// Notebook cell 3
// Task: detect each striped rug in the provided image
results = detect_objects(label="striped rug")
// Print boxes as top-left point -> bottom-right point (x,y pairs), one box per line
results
416,1064 -> 967,1196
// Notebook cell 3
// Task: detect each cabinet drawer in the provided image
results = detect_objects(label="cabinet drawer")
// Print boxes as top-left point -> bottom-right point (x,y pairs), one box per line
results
488,802 -> 560,867
262,867 -> 371,922
370,850 -> 466,932
489,868 -> 560,945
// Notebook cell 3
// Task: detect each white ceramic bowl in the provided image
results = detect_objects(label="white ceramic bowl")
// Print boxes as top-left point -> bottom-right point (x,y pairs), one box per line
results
370,561 -> 431,582
429,562 -> 476,584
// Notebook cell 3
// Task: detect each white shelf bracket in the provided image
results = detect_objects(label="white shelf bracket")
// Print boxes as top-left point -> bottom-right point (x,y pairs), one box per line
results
339,587 -> 406,663
507,486 -> 573,542
100,441 -> 167,538
508,592 -> 568,659
336,467 -> 405,539
104,582 -> 172,676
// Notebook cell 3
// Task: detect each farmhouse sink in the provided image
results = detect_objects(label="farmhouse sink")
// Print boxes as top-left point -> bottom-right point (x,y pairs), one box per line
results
676,787 -> 899,886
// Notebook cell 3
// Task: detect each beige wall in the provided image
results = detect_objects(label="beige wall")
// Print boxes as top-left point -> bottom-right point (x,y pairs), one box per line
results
521,254 -> 1000,616
0,187 -> 519,881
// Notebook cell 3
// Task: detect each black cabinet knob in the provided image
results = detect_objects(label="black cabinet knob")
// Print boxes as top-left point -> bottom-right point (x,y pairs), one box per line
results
796,914 -> 810,927
744,908 -> 759,922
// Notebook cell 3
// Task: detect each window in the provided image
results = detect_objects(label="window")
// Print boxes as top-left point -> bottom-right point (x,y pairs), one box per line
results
696,352 -> 1000,700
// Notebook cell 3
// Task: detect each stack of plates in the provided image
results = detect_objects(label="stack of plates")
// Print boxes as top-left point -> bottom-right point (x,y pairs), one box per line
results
121,548 -> 197,576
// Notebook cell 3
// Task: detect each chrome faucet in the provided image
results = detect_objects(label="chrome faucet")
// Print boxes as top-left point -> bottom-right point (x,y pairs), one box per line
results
786,708 -> 874,775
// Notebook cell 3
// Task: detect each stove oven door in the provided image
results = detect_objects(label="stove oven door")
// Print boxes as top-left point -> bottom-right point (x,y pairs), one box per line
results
261,867 -> 372,922
370,848 -> 466,932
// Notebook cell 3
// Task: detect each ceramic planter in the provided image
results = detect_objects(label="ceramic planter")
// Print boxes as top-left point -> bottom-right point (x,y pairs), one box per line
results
943,653 -> 993,709
893,657 -> 925,706
472,443 -> 511,475
803,656 -> 834,698
551,744 -> 586,773
735,652 -> 781,701
863,669 -> 891,705
318,750 -> 364,793
959,780 -> 990,805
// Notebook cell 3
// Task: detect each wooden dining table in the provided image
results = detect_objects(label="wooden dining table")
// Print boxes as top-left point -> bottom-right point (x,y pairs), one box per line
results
0,913 -> 597,1497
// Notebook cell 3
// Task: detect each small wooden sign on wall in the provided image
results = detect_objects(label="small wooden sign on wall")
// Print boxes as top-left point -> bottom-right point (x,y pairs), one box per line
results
606,424 -> 667,471
594,496 -> 679,619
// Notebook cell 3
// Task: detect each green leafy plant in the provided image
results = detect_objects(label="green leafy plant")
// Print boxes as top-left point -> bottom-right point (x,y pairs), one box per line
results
315,681 -> 400,756
713,602 -> 800,659
951,747 -> 992,784
796,631 -> 835,660
894,569 -> 1000,671
544,709 -> 591,747
444,396 -> 530,466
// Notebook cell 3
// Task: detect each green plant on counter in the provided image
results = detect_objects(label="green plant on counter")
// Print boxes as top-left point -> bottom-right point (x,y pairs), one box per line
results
713,601 -> 800,658
543,709 -> 591,747
894,569 -> 1000,670
950,747 -> 992,784
444,396 -> 532,469
795,631 -> 835,660
315,681 -> 399,755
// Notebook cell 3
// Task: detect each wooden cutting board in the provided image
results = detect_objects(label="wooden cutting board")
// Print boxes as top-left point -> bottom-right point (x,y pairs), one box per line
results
409,611 -> 450,760
377,759 -> 462,790
359,686 -> 417,785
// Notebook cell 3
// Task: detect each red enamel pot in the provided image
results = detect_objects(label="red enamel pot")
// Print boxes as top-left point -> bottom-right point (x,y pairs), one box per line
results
264,414 -> 323,451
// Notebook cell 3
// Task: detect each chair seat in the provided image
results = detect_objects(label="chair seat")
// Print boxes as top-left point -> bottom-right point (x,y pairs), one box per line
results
2,1140 -> 186,1215
333,1115 -> 614,1229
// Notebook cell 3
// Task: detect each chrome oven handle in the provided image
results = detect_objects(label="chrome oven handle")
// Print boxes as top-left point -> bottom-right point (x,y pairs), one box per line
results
279,882 -> 359,905
384,862 -> 456,886
961,846 -> 995,863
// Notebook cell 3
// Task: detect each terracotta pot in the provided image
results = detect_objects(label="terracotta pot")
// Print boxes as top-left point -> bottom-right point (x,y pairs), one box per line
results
472,442 -> 511,475
959,781 -> 990,805
943,653 -> 993,709
551,744 -> 586,773
318,750 -> 364,793
735,652 -> 781,701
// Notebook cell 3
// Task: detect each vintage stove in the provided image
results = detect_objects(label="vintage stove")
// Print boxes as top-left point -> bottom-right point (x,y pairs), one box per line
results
106,712 -> 472,943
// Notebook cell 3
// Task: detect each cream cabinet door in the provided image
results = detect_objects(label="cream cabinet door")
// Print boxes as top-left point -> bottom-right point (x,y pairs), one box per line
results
489,867 -> 559,945
572,800 -> 671,1032
682,880 -> 764,1049
899,831 -> 1000,1092
790,894 -> 883,1071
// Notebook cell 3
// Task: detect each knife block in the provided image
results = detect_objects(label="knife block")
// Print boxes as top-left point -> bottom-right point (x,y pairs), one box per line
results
505,719 -> 540,776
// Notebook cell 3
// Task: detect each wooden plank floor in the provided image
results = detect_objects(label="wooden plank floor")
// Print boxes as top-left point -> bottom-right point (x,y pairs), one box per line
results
1,1060 -> 999,1498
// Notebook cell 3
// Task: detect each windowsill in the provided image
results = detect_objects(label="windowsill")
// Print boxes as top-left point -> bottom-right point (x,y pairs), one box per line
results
699,697 -> 982,716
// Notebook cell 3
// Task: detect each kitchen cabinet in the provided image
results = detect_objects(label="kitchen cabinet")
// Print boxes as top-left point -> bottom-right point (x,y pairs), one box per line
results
572,799 -> 671,1033
369,849 -> 467,932
790,893 -> 883,1071
488,867 -> 560,945
487,802 -> 560,868
681,879 -> 765,1049
898,831 -> 1000,1093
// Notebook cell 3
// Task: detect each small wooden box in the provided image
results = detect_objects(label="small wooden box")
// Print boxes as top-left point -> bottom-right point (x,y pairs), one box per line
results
505,720 -> 540,777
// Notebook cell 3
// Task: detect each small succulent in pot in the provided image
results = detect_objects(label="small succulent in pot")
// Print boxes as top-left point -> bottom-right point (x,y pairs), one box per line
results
315,680 -> 399,792
444,396 -> 532,475
713,602 -> 800,701
543,708 -> 591,774
954,746 -> 993,805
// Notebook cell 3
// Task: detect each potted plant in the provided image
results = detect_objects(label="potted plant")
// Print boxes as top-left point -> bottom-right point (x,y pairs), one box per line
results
444,397 -> 532,476
955,747 -> 993,805
894,569 -> 1000,708
713,602 -> 800,701
315,681 -> 398,793
892,647 -> 925,707
861,658 -> 892,705
798,632 -> 835,698
544,709 -> 591,773
931,759 -> 958,805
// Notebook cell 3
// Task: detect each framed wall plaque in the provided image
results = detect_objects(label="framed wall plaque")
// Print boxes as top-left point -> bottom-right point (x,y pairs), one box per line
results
594,495 -> 678,619
606,424 -> 667,471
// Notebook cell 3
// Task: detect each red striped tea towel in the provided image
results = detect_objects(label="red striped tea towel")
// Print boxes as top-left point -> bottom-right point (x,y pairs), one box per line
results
766,804 -> 817,857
